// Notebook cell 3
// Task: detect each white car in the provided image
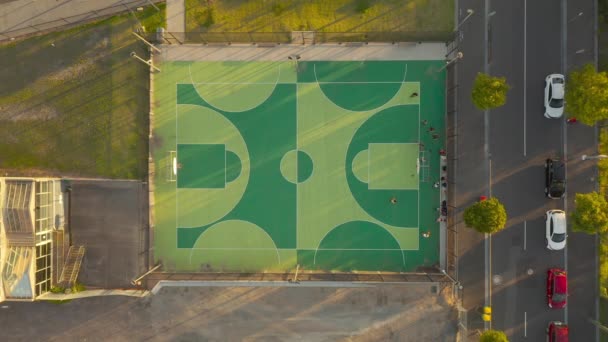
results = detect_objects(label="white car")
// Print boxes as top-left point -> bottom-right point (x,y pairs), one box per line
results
544,74 -> 565,118
546,209 -> 567,250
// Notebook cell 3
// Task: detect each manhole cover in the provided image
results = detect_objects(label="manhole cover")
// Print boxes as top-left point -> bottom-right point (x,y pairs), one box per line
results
492,275 -> 503,285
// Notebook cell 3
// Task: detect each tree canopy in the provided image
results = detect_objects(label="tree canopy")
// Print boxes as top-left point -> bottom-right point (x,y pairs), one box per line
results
570,192 -> 608,234
566,63 -> 608,125
471,73 -> 510,110
479,329 -> 508,342
463,197 -> 507,234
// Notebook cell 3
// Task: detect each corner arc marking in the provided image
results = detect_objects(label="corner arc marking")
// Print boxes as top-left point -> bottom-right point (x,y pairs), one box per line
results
188,219 -> 282,266
312,220 -> 405,266
188,63 -> 282,113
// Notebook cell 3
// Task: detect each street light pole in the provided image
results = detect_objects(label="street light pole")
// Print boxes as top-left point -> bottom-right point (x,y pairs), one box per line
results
438,52 -> 463,72
582,154 -> 608,160
455,9 -> 475,31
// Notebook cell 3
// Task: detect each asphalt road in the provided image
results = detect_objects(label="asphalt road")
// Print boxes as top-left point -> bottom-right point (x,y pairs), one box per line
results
456,0 -> 598,341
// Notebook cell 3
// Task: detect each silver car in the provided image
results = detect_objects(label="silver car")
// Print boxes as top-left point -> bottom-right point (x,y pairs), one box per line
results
544,74 -> 565,119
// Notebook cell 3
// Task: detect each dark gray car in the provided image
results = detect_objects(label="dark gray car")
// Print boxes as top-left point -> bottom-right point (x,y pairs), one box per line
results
545,158 -> 565,199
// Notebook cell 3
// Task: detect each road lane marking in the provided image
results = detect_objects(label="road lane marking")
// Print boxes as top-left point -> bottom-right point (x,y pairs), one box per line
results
524,221 -> 527,251
524,311 -> 527,337
523,0 -> 527,156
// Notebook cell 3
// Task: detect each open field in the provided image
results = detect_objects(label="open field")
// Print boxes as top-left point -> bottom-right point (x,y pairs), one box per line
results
0,5 -> 164,179
185,0 -> 454,33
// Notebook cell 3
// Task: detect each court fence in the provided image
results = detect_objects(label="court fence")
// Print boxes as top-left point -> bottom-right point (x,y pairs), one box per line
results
144,270 -> 455,289
152,30 -> 454,45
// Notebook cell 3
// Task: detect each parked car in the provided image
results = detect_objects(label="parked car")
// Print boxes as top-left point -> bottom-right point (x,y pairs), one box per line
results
547,321 -> 568,341
547,268 -> 568,309
545,158 -> 566,199
544,74 -> 565,118
546,210 -> 567,250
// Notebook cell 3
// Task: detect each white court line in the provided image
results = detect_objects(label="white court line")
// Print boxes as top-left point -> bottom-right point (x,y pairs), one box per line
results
189,248 -> 409,251
185,81 -> 415,85
296,82 -> 299,250
417,79 -> 421,229
367,142 -> 420,190
175,88 -> 179,236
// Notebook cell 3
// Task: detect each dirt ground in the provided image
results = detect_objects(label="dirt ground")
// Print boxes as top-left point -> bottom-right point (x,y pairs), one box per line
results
1,283 -> 458,341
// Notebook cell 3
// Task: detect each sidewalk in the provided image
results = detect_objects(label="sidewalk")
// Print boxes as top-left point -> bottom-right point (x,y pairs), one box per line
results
37,289 -> 149,300
0,0 -> 157,40
166,0 -> 184,33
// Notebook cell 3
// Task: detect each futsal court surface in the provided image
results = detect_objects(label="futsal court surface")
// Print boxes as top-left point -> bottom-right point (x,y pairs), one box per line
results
152,52 -> 446,273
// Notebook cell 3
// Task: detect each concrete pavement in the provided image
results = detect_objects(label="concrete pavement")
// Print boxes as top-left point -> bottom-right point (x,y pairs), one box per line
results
166,0 -> 184,33
453,0 -> 489,337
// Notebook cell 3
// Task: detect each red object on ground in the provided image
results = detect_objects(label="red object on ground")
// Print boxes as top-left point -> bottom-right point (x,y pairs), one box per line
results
566,117 -> 577,124
479,196 -> 487,201
547,321 -> 569,342
547,268 -> 568,309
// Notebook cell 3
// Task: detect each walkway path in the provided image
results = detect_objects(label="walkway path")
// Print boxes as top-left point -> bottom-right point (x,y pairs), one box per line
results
166,0 -> 185,33
0,0 -> 158,40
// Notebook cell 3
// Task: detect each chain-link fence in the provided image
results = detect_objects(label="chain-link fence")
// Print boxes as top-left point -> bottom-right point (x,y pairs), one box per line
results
145,270 -> 455,289
153,30 -> 453,45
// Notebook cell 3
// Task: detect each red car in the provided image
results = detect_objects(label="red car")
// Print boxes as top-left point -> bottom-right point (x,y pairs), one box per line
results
547,321 -> 569,341
547,268 -> 568,308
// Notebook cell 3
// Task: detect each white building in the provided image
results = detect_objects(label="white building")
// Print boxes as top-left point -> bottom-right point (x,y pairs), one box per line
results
0,178 -> 67,302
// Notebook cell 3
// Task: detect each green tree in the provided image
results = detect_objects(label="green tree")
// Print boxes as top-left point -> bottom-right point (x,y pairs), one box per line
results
479,329 -> 508,342
471,73 -> 510,110
570,192 -> 608,234
566,63 -> 608,125
463,197 -> 507,234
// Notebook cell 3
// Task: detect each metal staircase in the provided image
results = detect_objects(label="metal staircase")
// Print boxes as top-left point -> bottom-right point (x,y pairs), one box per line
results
58,246 -> 85,287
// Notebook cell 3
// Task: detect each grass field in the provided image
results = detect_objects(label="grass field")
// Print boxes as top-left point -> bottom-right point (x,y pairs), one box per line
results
0,5 -> 164,179
185,0 -> 453,33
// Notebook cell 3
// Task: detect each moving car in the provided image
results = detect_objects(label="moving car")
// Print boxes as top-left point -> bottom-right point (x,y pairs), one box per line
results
546,210 -> 567,250
544,74 -> 565,118
547,268 -> 568,309
545,158 -> 566,199
547,321 -> 569,342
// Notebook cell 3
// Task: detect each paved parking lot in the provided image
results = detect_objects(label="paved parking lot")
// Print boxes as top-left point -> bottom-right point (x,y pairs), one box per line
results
0,283 -> 457,342
70,179 -> 148,288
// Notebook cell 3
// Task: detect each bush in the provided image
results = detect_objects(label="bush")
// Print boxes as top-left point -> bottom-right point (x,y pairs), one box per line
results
272,2 -> 288,16
50,286 -> 65,294
71,282 -> 86,293
479,329 -> 508,342
355,0 -> 372,14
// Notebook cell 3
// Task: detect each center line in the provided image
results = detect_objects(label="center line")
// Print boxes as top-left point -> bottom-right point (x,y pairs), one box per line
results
523,0 -> 527,156
524,221 -> 527,251
524,311 -> 527,337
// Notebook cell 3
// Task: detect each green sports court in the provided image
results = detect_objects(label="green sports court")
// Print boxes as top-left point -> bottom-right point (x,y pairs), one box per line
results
152,56 -> 446,273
